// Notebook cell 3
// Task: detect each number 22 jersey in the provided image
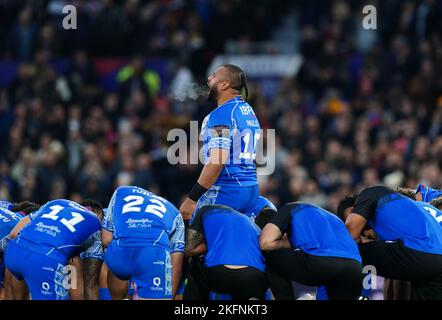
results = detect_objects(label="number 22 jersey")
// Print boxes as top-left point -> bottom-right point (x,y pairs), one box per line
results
102,186 -> 184,253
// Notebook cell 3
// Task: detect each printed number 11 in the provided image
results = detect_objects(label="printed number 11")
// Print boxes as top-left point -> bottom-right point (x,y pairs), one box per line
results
41,205 -> 85,232
240,132 -> 260,160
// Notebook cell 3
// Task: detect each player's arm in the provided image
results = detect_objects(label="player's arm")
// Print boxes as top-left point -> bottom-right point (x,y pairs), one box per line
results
169,214 -> 185,299
260,224 -> 291,251
260,205 -> 292,251
171,253 -> 183,299
79,231 -> 102,299
185,229 -> 206,257
345,214 -> 367,243
345,187 -> 381,243
185,209 -> 207,257
69,256 -> 84,300
102,229 -> 113,249
9,215 -> 31,240
395,187 -> 416,200
82,258 -> 102,300
198,146 -> 230,189
180,126 -> 230,220
198,125 -> 230,188
4,268 -> 15,300
102,195 -> 115,249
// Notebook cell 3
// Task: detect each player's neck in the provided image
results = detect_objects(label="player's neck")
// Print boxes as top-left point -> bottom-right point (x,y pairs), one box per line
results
217,93 -> 240,107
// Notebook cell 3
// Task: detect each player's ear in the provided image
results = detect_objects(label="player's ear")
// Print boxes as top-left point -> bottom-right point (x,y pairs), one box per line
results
219,79 -> 230,91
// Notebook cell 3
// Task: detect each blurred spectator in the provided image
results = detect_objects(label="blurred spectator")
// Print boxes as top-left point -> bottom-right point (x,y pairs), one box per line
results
0,0 -> 441,215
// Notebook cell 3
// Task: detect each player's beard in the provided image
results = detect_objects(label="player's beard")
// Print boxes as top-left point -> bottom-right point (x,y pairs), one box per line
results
207,83 -> 219,103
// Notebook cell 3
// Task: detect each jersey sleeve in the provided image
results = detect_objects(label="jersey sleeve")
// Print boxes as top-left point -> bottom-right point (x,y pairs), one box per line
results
208,107 -> 233,129
270,203 -> 293,233
353,186 -> 395,220
0,201 -> 13,211
102,191 -> 116,232
80,230 -> 104,260
80,230 -> 103,258
207,108 -> 233,151
29,207 -> 43,221
169,214 -> 185,254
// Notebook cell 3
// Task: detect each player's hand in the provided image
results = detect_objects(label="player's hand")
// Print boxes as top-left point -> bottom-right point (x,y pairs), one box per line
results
363,229 -> 377,241
360,235 -> 373,244
179,197 -> 196,221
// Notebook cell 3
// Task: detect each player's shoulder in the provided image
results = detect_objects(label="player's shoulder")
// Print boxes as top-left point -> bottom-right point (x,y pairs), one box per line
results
0,207 -> 20,220
0,200 -> 13,210
52,199 -> 97,215
42,198 -> 75,210
209,97 -> 244,116
114,185 -> 150,199
164,199 -> 180,218
115,185 -> 138,195
358,185 -> 396,204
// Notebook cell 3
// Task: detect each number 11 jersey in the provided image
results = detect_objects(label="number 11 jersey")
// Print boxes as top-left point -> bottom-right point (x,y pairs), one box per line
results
15,199 -> 101,263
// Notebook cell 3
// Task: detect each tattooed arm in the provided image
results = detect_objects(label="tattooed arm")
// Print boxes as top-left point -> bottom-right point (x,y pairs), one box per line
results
79,231 -> 103,300
395,188 -> 417,200
82,258 -> 102,300
185,229 -> 206,257
429,196 -> 442,210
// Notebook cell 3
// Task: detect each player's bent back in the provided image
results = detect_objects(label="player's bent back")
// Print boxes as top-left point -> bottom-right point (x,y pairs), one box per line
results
103,186 -> 184,300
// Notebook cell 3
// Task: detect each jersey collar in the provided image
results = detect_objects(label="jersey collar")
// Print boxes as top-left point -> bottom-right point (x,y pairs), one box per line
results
220,96 -> 244,107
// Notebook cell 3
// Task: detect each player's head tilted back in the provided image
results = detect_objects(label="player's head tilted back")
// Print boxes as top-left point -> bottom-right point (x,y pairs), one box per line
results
80,199 -> 104,222
337,194 -> 358,222
207,64 -> 248,103
11,201 -> 41,216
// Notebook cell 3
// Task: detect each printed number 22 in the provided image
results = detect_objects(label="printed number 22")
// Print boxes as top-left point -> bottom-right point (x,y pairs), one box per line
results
41,205 -> 85,232
122,196 -> 167,219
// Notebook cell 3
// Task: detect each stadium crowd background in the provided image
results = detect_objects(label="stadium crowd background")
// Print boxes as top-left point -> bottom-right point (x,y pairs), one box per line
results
0,0 -> 441,216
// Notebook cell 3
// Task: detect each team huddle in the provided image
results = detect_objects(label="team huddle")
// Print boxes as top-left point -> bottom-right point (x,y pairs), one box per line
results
1,65 -> 442,300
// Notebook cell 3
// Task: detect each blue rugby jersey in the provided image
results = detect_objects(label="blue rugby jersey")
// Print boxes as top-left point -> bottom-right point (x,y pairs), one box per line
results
201,96 -> 261,187
103,186 -> 184,253
15,199 -> 101,262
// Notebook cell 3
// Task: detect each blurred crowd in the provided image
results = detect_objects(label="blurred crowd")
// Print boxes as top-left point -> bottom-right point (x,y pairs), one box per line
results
0,0 -> 442,213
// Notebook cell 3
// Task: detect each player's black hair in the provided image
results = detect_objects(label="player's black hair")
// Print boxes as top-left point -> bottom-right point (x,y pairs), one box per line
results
255,207 -> 277,230
337,194 -> 358,222
11,201 -> 41,215
222,64 -> 248,101
80,199 -> 104,215
429,196 -> 442,210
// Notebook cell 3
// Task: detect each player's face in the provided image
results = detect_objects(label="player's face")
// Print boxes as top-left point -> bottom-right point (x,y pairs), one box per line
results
207,68 -> 227,103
